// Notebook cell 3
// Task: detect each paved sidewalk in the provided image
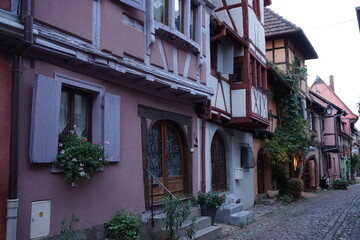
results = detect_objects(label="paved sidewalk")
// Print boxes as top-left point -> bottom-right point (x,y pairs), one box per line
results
217,183 -> 360,240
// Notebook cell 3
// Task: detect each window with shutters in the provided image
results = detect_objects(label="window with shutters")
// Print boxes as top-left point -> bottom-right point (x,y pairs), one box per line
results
30,74 -> 121,164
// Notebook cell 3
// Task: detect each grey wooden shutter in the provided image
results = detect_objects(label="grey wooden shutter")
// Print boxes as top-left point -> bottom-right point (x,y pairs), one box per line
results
29,75 -> 61,163
104,93 -> 121,162
119,0 -> 144,11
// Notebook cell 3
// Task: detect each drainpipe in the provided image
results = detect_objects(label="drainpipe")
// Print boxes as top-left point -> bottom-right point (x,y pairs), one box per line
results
201,118 -> 206,192
7,0 -> 33,239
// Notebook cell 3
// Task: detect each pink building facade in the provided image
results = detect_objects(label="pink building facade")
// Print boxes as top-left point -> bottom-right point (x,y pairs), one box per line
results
0,0 -> 216,238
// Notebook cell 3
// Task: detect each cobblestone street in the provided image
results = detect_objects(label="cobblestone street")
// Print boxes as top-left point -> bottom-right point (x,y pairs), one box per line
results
220,183 -> 360,240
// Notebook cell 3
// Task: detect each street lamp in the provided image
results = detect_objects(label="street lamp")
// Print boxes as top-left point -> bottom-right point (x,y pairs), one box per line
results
326,104 -> 333,116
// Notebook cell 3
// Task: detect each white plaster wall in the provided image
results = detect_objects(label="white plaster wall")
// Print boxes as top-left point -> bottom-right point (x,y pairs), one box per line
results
205,122 -> 254,209
231,89 -> 246,117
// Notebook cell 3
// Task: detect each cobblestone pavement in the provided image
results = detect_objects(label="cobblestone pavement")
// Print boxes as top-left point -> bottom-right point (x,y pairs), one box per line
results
218,183 -> 360,240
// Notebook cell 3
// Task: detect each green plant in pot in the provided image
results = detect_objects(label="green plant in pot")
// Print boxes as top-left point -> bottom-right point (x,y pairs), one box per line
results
197,191 -> 225,225
162,196 -> 196,240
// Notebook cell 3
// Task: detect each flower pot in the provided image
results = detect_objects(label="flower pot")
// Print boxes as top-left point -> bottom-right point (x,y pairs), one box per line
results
200,205 -> 217,225
267,190 -> 279,199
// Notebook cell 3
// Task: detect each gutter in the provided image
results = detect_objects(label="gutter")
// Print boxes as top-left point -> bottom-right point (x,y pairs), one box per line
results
7,0 -> 33,239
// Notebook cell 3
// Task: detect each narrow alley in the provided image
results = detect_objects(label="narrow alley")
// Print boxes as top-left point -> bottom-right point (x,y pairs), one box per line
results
222,184 -> 360,240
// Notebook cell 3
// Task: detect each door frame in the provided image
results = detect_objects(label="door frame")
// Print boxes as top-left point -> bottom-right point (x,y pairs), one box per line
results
138,105 -> 193,208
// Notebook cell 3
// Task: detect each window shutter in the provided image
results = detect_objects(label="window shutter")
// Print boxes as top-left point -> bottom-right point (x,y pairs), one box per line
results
29,75 -> 61,163
223,44 -> 234,74
104,93 -> 121,162
217,43 -> 224,73
118,0 -> 144,11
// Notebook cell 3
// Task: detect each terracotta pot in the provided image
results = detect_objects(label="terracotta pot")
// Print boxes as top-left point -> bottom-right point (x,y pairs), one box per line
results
267,190 -> 279,199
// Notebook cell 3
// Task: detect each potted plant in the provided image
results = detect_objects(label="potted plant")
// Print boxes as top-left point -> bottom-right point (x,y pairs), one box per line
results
57,133 -> 108,186
104,209 -> 142,240
161,196 -> 196,240
197,192 -> 225,225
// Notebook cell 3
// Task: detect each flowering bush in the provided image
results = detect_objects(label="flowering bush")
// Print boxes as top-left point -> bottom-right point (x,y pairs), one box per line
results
197,191 -> 226,208
57,133 -> 108,186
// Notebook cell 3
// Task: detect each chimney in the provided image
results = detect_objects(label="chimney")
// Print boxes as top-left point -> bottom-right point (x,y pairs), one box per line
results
329,75 -> 335,91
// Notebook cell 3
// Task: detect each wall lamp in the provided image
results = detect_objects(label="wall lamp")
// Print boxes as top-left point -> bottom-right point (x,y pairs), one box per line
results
326,104 -> 333,116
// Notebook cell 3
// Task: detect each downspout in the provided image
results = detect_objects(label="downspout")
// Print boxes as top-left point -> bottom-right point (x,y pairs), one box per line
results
201,118 -> 206,192
7,0 -> 33,239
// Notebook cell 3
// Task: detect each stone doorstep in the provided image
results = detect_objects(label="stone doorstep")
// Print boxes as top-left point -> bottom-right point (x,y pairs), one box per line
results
215,203 -> 254,226
148,206 -> 223,240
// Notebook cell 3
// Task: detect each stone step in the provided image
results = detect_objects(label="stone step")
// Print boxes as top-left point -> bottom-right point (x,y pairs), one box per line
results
151,206 -> 201,231
227,210 -> 254,226
216,203 -> 244,221
167,216 -> 212,238
179,225 -> 223,240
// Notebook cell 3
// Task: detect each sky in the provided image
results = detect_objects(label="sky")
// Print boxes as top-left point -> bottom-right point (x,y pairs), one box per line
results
269,0 -> 360,127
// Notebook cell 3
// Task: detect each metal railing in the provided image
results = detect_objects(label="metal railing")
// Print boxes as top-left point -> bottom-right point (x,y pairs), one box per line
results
144,168 -> 175,227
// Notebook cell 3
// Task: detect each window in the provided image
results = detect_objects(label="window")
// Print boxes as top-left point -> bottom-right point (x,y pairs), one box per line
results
174,0 -> 184,32
216,42 -> 234,74
233,57 -> 244,84
240,145 -> 254,169
60,88 -> 92,139
154,0 -> 168,25
154,0 -> 198,39
30,75 -> 121,163
189,3 -> 196,40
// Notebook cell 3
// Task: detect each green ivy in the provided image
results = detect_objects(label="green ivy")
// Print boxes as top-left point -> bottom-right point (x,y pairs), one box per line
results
264,64 -> 309,166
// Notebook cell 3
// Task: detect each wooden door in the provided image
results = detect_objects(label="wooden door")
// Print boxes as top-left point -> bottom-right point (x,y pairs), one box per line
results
211,132 -> 227,191
257,153 -> 265,194
147,121 -> 185,204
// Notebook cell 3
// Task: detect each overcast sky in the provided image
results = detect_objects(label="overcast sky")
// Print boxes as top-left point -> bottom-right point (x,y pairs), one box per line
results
269,0 -> 360,126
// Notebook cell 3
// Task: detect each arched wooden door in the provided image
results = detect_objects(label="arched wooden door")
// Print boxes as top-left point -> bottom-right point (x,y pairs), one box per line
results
257,151 -> 265,194
211,132 -> 227,191
304,159 -> 316,189
147,121 -> 186,204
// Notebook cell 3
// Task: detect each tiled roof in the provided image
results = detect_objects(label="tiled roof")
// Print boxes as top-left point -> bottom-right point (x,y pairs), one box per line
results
264,8 -> 301,36
264,7 -> 318,60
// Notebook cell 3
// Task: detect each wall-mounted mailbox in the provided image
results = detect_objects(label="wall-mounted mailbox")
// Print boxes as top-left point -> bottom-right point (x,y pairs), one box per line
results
234,167 -> 244,180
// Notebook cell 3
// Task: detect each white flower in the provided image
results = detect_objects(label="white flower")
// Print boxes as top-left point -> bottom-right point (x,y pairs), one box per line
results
60,150 -> 65,154
72,158 -> 77,162
105,141 -> 110,145
58,143 -> 63,147
80,163 -> 84,167
79,167 -> 83,171
79,171 -> 85,176
69,130 -> 75,134
99,158 -> 102,161
71,183 -> 75,187
73,124 -> 77,128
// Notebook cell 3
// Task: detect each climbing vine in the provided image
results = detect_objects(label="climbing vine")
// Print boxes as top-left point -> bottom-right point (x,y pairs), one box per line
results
264,64 -> 309,166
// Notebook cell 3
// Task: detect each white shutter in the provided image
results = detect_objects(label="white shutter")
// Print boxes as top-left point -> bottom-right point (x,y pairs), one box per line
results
29,75 -> 61,163
104,93 -> 121,162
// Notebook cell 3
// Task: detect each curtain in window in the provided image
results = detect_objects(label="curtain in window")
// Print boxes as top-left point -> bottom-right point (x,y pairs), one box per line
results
154,0 -> 165,23
174,0 -> 183,32
59,92 -> 69,134
74,94 -> 88,137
